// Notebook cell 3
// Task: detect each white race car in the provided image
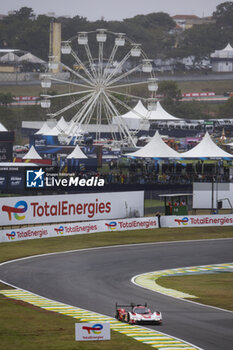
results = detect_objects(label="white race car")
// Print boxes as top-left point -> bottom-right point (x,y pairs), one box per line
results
115,302 -> 162,325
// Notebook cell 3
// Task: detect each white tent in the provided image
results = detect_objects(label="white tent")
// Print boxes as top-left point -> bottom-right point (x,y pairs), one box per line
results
113,100 -> 149,130
43,126 -> 60,136
56,116 -> 69,133
147,101 -> 181,121
54,120 -> 84,137
23,145 -> 42,159
130,100 -> 148,116
0,122 -> 7,131
0,52 -> 20,62
125,130 -> 181,158
67,144 -> 87,159
41,119 -> 71,136
222,43 -> 233,52
35,122 -> 52,135
18,52 -> 46,64
211,43 -> 233,58
181,132 -> 233,159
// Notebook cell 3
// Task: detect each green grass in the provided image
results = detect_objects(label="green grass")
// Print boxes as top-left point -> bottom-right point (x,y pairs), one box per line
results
177,80 -> 233,95
157,272 -> 233,311
1,226 -> 233,349
0,295 -> 149,350
0,79 -> 231,97
0,84 -> 68,96
1,226 -> 233,263
144,199 -> 163,208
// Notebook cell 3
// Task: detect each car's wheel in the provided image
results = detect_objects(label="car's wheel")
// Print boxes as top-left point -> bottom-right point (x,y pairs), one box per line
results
115,311 -> 119,320
127,313 -> 131,323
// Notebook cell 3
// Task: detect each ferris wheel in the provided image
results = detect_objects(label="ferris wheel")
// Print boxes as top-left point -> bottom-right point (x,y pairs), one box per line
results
40,29 -> 158,147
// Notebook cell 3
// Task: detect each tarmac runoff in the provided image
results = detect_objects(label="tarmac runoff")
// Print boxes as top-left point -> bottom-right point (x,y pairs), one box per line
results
3,259 -> 232,350
132,263 -> 233,300
0,288 -> 202,350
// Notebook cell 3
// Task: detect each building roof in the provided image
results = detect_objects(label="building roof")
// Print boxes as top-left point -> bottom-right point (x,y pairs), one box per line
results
173,15 -> 200,20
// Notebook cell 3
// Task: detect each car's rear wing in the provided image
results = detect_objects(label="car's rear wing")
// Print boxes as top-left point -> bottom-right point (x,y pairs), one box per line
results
115,302 -> 147,309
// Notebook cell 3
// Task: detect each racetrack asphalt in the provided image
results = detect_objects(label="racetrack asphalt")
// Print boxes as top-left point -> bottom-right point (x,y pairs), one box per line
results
0,238 -> 233,350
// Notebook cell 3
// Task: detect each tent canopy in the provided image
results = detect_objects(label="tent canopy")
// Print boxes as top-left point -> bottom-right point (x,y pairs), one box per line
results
35,122 -> 52,135
125,130 -> 181,159
181,132 -> 233,159
0,52 -> 20,62
147,101 -> 181,121
222,43 -> 233,51
67,144 -> 87,159
18,52 -> 46,64
112,100 -> 149,131
0,122 -> 8,131
120,100 -> 148,119
23,145 -> 42,159
56,116 -> 69,132
43,125 -> 61,136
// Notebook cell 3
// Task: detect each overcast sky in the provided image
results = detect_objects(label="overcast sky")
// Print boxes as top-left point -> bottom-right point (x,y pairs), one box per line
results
0,0 -> 225,20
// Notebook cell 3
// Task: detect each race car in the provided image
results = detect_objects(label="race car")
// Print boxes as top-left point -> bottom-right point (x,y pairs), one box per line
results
115,302 -> 162,325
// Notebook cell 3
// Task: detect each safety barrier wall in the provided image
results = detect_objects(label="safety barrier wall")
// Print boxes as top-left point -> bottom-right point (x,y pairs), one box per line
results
160,214 -> 233,228
2,213 -> 233,243
0,216 -> 158,243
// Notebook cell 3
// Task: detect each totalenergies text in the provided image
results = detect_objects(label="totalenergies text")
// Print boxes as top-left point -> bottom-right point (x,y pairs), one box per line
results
31,199 -> 111,219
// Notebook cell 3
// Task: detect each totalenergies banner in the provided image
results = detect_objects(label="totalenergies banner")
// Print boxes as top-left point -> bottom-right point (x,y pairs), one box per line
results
0,216 -> 158,243
161,214 -> 233,228
0,191 -> 144,226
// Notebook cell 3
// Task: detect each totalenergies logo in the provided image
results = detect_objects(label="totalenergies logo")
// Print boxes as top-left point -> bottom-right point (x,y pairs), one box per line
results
54,226 -> 64,235
174,217 -> 189,226
6,231 -> 16,240
105,221 -> 117,230
2,200 -> 28,221
82,324 -> 103,334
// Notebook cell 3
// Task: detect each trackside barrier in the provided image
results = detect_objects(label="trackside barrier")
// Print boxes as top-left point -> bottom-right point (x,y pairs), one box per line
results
160,214 -> 233,228
0,191 -> 144,226
2,213 -> 233,243
0,216 -> 158,243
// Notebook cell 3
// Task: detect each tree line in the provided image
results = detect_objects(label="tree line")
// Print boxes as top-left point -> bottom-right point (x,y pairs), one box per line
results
0,2 -> 233,63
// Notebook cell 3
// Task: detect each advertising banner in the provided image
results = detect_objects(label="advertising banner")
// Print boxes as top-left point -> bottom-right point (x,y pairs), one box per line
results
75,323 -> 110,341
0,216 -> 158,243
161,214 -> 233,228
0,191 -> 144,226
